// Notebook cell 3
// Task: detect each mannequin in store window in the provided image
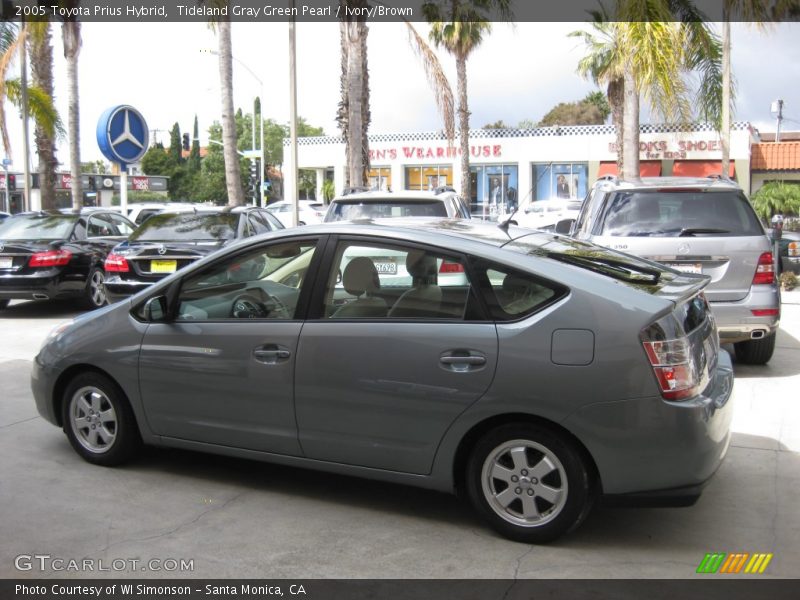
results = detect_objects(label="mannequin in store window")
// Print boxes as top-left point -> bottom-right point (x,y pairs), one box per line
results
556,175 -> 570,198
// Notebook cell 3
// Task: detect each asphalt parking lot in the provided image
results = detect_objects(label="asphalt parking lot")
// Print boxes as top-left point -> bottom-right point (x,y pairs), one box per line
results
1,295 -> 798,580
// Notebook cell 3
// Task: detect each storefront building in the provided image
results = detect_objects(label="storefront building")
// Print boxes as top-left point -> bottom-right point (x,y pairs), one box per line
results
290,122 -> 756,215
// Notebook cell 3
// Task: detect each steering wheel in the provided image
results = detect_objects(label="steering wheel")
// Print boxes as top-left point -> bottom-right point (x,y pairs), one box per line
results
230,294 -> 269,319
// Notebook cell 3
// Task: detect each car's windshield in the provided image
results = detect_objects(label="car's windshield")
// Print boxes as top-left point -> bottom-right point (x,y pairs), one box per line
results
0,215 -> 76,240
327,200 -> 448,221
599,191 -> 764,237
130,212 -> 239,241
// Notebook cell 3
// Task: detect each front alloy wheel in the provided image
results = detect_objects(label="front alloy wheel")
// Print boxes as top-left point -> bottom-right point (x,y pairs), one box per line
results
467,424 -> 593,543
62,372 -> 140,465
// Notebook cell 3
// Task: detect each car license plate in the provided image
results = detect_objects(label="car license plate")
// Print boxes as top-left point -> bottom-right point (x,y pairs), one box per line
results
0,257 -> 12,269
374,261 -> 397,274
667,263 -> 702,274
150,260 -> 177,274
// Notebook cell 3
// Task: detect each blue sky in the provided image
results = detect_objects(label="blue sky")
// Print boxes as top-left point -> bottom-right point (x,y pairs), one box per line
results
4,21 -> 800,169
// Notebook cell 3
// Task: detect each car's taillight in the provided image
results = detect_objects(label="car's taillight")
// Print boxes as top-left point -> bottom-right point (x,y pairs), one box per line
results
28,250 -> 72,267
104,253 -> 129,273
439,260 -> 464,274
751,308 -> 779,317
642,337 -> 699,401
789,241 -> 799,257
752,252 -> 775,285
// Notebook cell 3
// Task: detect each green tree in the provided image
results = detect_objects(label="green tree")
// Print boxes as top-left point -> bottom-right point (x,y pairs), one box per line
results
188,115 -> 201,173
751,182 -> 800,221
537,93 -> 609,127
422,0 -> 513,201
482,120 -> 509,129
168,122 -> 183,165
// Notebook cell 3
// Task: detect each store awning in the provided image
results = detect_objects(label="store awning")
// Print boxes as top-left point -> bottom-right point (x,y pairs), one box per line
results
672,160 -> 735,178
597,161 -> 662,178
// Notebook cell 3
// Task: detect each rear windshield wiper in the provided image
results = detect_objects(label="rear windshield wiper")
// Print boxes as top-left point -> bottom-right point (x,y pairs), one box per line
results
678,228 -> 730,236
548,253 -> 661,284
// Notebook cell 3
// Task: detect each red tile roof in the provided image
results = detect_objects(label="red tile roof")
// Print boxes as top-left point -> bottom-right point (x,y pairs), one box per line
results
751,142 -> 800,171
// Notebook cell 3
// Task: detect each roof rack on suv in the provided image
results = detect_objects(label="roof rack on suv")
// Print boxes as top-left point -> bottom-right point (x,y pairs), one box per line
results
341,186 -> 371,196
433,185 -> 457,195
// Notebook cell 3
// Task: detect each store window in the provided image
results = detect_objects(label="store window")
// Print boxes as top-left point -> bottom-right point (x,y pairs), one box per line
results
404,165 -> 453,191
368,167 -> 392,191
532,163 -> 588,202
469,164 -> 519,219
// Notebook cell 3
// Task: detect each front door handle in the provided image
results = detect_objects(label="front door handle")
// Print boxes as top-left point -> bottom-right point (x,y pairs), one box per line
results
253,345 -> 291,364
440,350 -> 487,372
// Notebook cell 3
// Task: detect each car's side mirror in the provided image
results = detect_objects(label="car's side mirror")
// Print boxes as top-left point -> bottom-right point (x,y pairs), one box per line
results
554,219 -> 575,235
143,296 -> 168,322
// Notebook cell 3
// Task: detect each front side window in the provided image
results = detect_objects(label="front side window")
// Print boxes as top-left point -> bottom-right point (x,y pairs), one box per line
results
322,241 -> 474,320
175,240 -> 318,321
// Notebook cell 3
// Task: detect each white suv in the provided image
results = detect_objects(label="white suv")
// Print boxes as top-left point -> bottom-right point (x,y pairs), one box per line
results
324,187 -> 471,222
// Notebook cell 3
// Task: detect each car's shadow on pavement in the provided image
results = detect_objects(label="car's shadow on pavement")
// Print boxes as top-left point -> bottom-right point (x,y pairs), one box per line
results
0,299 -> 83,319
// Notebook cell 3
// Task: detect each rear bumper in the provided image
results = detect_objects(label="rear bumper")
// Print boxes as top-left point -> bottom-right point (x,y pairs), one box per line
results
104,276 -> 153,304
710,285 -> 780,344
563,350 -> 734,497
0,271 -> 79,301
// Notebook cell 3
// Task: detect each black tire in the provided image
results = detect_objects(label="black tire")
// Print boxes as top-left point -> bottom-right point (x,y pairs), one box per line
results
466,423 -> 593,544
81,266 -> 107,310
62,372 -> 141,466
0,299 -> 9,310
734,332 -> 776,365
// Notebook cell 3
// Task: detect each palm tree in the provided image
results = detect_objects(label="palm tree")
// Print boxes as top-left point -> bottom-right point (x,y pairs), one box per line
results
572,1 -> 723,180
337,0 -> 370,189
216,19 -> 245,206
28,21 -> 59,210
61,6 -> 82,209
0,23 -> 62,173
422,0 -> 512,201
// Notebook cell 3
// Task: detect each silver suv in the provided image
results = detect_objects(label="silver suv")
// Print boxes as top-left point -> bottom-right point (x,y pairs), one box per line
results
564,176 -> 780,364
324,187 -> 471,222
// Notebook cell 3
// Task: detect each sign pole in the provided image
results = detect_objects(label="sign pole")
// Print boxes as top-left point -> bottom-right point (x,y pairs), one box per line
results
120,166 -> 128,215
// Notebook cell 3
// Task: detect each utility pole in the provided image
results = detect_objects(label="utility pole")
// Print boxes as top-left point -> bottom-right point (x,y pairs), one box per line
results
771,99 -> 784,143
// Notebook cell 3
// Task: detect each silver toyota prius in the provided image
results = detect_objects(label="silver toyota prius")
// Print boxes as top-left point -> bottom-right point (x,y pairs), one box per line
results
31,219 -> 733,543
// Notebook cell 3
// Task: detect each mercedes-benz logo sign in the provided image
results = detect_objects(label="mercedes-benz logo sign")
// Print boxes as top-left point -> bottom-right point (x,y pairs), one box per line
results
678,243 -> 691,255
97,105 -> 149,167
158,245 -> 167,255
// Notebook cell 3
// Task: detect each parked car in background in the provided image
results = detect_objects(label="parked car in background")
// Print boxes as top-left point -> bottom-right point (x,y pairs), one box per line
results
0,211 -> 10,223
33,219 -> 733,543
508,198 -> 581,231
324,188 -> 471,222
266,200 -> 326,227
562,176 -> 780,364
103,206 -> 284,303
769,228 -> 800,275
0,208 -> 135,310
124,202 -> 197,226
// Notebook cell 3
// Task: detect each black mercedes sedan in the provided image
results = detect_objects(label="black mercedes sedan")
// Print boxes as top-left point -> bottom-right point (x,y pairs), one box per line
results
104,206 -> 284,303
0,209 -> 136,310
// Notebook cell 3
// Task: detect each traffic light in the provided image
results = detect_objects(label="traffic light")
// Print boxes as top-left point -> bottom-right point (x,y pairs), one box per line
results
182,133 -> 190,151
7,174 -> 15,191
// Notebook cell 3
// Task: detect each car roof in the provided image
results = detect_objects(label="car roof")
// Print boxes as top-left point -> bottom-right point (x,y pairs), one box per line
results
594,176 -> 742,192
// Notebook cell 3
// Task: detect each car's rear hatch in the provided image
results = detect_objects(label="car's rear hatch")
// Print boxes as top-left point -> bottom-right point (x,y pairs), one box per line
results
591,189 -> 769,302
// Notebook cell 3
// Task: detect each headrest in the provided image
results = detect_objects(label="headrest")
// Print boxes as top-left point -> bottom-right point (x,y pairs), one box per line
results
342,256 -> 380,296
502,274 -> 531,296
406,250 -> 438,280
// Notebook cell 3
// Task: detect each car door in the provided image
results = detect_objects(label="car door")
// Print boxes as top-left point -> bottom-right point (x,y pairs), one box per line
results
138,237 -> 322,455
294,236 -> 499,475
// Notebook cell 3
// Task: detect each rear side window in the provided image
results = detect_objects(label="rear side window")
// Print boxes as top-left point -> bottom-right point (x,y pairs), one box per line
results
599,191 -> 764,237
471,259 -> 566,321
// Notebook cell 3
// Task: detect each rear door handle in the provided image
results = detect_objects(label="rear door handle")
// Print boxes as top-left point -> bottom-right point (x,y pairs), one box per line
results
253,345 -> 291,364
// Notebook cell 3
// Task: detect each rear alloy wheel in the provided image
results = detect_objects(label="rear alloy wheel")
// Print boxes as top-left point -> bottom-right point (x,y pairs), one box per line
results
62,372 -> 141,466
82,266 -> 107,310
734,332 -> 776,365
466,424 -> 593,543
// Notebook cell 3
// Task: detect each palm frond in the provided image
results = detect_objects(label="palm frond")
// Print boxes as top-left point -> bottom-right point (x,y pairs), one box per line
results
5,78 -> 66,139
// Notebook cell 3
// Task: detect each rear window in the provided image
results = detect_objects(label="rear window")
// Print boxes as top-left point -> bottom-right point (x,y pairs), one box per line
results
0,215 -> 76,240
130,212 -> 239,241
327,200 -> 448,221
598,191 -> 764,237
